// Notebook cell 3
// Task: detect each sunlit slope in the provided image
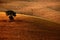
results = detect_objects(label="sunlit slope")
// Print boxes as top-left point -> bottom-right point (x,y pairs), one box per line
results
0,12 -> 60,24
0,12 -> 60,40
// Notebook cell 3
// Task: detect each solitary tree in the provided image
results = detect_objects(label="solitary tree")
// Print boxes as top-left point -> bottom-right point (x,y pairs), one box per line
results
5,10 -> 16,21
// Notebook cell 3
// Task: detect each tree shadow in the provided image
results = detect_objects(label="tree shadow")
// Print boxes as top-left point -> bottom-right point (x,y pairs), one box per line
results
0,20 -> 7,22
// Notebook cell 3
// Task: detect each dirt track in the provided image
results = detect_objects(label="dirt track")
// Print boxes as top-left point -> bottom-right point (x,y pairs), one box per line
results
0,12 -> 60,40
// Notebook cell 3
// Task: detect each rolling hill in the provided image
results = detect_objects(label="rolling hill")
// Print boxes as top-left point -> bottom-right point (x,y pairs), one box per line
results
0,12 -> 60,40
